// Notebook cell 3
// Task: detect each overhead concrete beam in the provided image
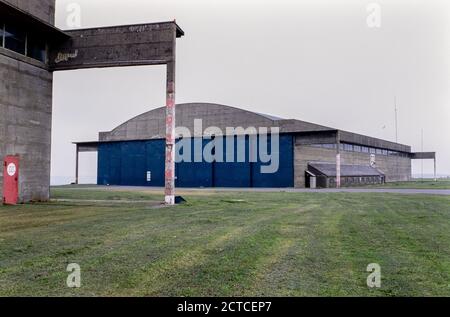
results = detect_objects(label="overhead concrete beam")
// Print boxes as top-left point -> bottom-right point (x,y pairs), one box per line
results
411,152 -> 436,160
49,22 -> 182,71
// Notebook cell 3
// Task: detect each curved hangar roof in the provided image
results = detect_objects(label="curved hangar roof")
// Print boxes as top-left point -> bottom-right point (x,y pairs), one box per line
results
99,102 -> 331,142
97,102 -> 411,153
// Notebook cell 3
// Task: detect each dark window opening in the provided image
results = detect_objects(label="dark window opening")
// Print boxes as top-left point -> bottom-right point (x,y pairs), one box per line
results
1,22 -> 47,63
0,22 -> 4,47
4,24 -> 26,55
27,36 -> 46,63
344,144 -> 353,152
323,144 -> 336,150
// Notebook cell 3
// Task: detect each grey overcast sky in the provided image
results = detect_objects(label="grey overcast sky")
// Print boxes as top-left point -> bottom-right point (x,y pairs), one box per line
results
51,0 -> 450,184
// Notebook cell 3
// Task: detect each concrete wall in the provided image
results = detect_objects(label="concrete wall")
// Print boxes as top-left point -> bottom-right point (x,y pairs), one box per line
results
0,0 -> 54,203
2,0 -> 55,25
0,54 -> 53,202
294,144 -> 412,188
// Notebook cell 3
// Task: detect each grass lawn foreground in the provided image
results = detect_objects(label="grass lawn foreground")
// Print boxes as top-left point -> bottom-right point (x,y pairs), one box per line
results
1,187 -> 450,296
369,179 -> 450,190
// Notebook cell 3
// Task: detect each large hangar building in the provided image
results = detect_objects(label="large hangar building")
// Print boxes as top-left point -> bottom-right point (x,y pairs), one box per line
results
74,103 -> 436,189
0,0 -> 437,204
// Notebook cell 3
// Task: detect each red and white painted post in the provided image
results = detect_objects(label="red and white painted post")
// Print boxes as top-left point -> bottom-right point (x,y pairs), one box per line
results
165,61 -> 176,205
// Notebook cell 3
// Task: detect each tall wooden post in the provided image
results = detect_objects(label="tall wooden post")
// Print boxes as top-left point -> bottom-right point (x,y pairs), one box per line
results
336,131 -> 341,188
165,32 -> 176,205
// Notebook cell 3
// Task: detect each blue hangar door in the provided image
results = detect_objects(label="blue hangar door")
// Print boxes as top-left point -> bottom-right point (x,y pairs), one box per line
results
97,140 -> 165,187
97,135 -> 294,188
176,138 -> 213,187
211,135 -> 294,188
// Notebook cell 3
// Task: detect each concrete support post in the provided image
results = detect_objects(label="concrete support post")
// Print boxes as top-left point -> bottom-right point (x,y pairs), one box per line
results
75,144 -> 79,185
434,157 -> 437,182
336,131 -> 341,189
165,60 -> 176,205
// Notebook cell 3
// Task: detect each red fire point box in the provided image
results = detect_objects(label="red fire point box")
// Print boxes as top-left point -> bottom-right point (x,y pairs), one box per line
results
3,156 -> 19,205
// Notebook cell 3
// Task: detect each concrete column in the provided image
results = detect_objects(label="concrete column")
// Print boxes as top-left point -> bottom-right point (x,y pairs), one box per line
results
434,157 -> 437,182
336,131 -> 341,188
75,144 -> 79,185
165,60 -> 176,205
164,23 -> 178,205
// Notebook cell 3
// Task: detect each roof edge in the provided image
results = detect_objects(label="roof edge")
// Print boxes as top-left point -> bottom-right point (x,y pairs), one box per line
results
59,20 -> 185,38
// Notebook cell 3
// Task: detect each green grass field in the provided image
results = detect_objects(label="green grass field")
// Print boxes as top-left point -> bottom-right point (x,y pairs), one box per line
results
1,188 -> 450,297
370,179 -> 450,189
